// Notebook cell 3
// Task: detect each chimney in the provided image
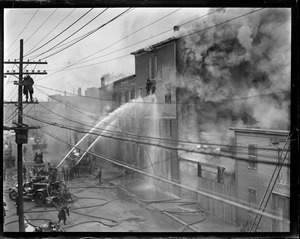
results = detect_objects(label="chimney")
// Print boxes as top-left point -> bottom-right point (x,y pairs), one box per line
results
101,77 -> 105,88
77,87 -> 82,96
174,25 -> 180,38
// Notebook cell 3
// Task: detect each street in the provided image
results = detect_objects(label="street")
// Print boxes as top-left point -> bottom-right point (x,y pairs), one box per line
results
4,166 -> 240,232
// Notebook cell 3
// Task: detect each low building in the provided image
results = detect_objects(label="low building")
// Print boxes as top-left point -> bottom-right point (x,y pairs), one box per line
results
112,74 -> 136,108
230,127 -> 290,232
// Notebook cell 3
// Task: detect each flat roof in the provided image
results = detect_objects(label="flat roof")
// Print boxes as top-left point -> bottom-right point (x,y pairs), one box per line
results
130,37 -> 176,55
229,127 -> 289,136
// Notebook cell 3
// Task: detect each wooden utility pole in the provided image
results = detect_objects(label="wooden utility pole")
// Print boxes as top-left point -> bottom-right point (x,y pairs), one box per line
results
3,39 -> 47,232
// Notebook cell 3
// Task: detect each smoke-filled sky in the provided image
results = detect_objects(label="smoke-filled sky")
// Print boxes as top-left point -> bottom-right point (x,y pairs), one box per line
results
174,8 -> 291,169
3,7 -> 209,101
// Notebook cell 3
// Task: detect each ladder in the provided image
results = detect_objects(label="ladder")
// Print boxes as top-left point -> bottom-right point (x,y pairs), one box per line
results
249,132 -> 291,232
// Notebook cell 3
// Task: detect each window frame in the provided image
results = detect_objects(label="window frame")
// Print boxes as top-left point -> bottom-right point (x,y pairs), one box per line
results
248,144 -> 257,170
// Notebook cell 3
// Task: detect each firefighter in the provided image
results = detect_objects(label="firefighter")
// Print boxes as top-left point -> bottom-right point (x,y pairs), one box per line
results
34,152 -> 38,164
95,167 -> 102,184
74,164 -> 80,178
40,152 -> 44,163
62,167 -> 66,180
145,78 -> 152,96
22,74 -> 34,102
22,165 -> 27,180
57,205 -> 70,225
65,167 -> 69,181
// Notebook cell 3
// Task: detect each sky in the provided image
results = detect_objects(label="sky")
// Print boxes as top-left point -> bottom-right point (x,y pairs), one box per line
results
3,7 -> 209,101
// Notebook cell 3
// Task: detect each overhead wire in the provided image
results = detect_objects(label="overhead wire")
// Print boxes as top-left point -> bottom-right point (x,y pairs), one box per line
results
5,8 -> 40,56
31,7 -> 266,83
23,9 -> 58,46
32,126 -> 289,221
25,8 -> 93,59
63,8 -> 182,70
25,88 -> 291,155
24,8 -> 76,57
34,83 -> 290,105
28,8 -> 108,60
35,8 -> 132,61
22,112 -> 290,166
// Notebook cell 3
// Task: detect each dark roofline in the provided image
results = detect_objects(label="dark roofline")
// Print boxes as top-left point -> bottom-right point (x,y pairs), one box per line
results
112,74 -> 136,84
130,37 -> 176,55
229,127 -> 289,136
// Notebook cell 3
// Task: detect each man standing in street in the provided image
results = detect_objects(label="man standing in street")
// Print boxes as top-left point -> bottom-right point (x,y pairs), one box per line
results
58,205 -> 70,225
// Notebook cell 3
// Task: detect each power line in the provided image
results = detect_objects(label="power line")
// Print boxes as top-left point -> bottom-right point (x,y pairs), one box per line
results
22,113 -> 290,165
45,8 -> 260,73
24,9 -> 76,57
34,88 -> 289,150
29,8 -> 108,60
25,8 -> 93,59
32,8 -> 266,83
5,8 -> 39,56
35,126 -> 289,221
63,8 -> 182,70
33,8 -> 132,61
180,8 -> 264,40
24,9 -> 58,46
34,83 -> 290,105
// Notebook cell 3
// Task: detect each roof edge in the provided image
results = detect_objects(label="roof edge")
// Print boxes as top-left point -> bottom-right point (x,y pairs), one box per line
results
229,127 -> 289,135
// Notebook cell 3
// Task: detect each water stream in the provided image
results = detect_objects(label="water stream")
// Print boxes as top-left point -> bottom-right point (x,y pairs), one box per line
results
57,94 -> 159,180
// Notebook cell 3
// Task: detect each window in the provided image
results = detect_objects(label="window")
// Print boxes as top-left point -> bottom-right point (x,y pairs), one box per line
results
131,91 -> 135,100
165,83 -> 171,103
149,57 -> 153,79
125,92 -> 129,103
197,163 -> 202,177
153,55 -> 157,78
248,188 -> 257,210
248,144 -> 257,170
149,55 -> 157,79
118,94 -> 122,105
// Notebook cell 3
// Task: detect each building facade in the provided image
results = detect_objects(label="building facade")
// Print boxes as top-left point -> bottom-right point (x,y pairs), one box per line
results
230,127 -> 290,232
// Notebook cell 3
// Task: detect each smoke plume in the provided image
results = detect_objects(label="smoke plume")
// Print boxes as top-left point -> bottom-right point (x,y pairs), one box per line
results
172,8 -> 291,172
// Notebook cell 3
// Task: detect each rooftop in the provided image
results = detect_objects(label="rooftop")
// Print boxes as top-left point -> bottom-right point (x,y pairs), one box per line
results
229,127 -> 289,136
130,37 -> 176,55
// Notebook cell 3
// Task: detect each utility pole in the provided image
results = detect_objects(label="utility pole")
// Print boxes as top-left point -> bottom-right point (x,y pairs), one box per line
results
3,39 -> 47,232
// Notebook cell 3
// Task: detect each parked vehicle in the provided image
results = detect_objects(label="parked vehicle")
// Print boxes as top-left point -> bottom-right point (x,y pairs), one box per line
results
8,180 -> 62,204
